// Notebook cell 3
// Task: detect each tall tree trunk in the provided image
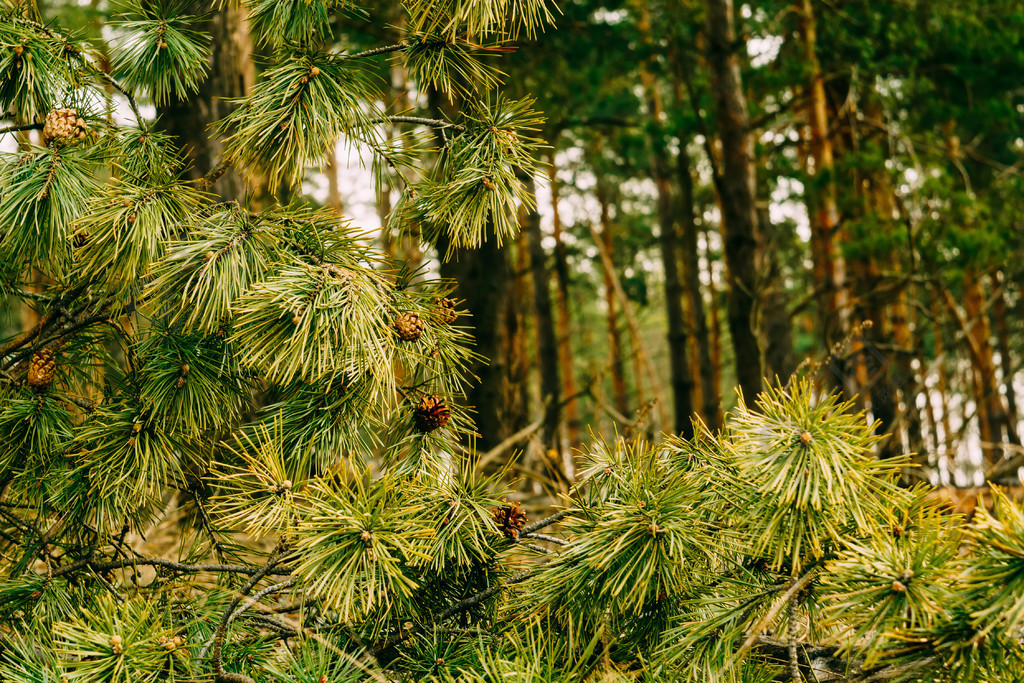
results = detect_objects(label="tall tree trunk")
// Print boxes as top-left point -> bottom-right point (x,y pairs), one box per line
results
704,223 -> 724,427
993,269 -> 1020,445
521,175 -> 562,453
510,236 -> 531,442
704,0 -> 763,403
439,236 -> 513,452
798,0 -> 848,352
548,160 -> 581,448
634,0 -> 694,437
962,272 -> 1004,466
157,4 -> 253,201
932,295 -> 954,468
678,149 -> 720,429
655,172 -> 695,436
760,206 -> 797,385
595,182 -> 629,417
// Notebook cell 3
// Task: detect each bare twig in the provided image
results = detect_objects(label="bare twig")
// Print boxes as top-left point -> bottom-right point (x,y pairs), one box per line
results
732,569 -> 819,667
788,593 -> 802,682
210,555 -> 285,677
52,556 -> 291,578
0,122 -> 44,136
342,43 -> 408,60
521,508 -> 577,536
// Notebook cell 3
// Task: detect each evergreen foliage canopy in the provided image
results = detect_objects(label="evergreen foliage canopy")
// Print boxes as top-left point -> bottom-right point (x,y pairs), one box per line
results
0,0 -> 1022,681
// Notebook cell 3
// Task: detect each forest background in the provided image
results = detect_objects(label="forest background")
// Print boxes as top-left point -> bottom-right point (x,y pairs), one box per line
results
3,0 -> 1023,493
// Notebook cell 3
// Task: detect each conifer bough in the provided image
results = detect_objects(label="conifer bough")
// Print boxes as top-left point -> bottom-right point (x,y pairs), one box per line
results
1,0 -> 1023,681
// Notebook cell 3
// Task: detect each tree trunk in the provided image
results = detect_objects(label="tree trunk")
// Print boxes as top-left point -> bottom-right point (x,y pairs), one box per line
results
634,0 -> 693,437
962,272 -> 1003,466
655,161 -> 695,437
798,0 -> 848,352
596,187 -> 629,417
704,0 -> 763,403
705,223 -> 724,427
760,206 -> 797,385
326,141 -> 344,215
521,175 -> 562,453
993,269 -> 1020,445
157,4 -> 253,201
439,235 -> 513,452
547,160 -> 581,448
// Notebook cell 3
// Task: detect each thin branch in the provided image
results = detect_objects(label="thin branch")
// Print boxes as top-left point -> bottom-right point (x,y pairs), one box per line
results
210,555 -> 285,675
51,556 -> 291,578
196,159 -> 231,191
375,568 -> 536,655
371,115 -> 465,131
523,532 -> 568,546
0,122 -> 44,136
227,579 -> 297,628
521,507 -> 577,536
733,568 -> 819,667
342,43 -> 408,60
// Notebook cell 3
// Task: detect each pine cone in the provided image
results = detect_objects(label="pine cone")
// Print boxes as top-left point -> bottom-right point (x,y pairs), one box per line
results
27,347 -> 56,391
42,108 -> 89,147
435,297 -> 458,325
413,395 -> 450,432
393,312 -> 425,342
492,499 -> 527,540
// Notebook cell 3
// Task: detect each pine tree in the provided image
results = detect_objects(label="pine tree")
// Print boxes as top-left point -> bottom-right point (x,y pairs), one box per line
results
1,1 -> 1023,682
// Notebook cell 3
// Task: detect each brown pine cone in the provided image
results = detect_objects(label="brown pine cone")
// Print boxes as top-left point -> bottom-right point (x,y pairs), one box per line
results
27,347 -> 57,391
42,108 -> 89,147
413,395 -> 450,432
492,499 -> 527,540
435,297 -> 458,325
393,312 -> 425,342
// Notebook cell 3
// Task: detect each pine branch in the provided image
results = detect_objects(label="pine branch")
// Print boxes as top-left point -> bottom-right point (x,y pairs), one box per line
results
6,14 -> 146,127
210,554 -> 286,676
0,122 -> 44,136
373,115 -> 465,131
51,556 -> 293,578
374,568 -> 536,655
343,43 -> 408,60
733,569 -> 820,667
521,507 -> 578,535
196,159 -> 231,191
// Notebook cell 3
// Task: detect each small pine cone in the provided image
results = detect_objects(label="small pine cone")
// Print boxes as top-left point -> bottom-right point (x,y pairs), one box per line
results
435,297 -> 458,325
492,499 -> 527,540
42,108 -> 88,147
413,395 -> 450,432
27,347 -> 57,390
393,312 -> 425,342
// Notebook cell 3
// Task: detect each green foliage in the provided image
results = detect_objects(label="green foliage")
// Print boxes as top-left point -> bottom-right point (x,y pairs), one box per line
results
2,0 -> 1023,681
399,96 -> 546,249
0,145 -> 99,277
219,50 -> 380,191
109,0 -> 210,106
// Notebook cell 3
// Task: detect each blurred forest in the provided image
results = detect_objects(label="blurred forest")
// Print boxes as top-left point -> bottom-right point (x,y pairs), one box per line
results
11,0 -> 1024,490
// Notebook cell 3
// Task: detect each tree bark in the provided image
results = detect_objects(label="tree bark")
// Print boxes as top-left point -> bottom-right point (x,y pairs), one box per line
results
547,160 -> 581,448
961,272 -> 1003,466
798,0 -> 848,352
439,236 -> 514,452
157,3 -> 253,201
760,206 -> 797,385
595,184 -> 630,417
993,269 -> 1020,445
704,0 -> 763,403
635,0 -> 693,437
521,174 -> 562,453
